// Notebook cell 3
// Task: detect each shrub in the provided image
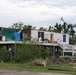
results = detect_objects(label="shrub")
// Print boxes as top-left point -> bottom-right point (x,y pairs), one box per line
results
15,44 -> 50,62
0,46 -> 6,62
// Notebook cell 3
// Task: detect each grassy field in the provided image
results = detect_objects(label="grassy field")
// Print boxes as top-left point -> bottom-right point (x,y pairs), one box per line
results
0,62 -> 76,75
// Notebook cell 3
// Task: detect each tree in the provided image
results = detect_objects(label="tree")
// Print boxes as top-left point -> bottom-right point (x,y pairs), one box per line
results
54,23 -> 62,33
62,23 -> 75,44
62,22 -> 68,33
69,24 -> 75,38
10,22 -> 37,30
23,25 -> 36,29
68,24 -> 75,44
62,23 -> 75,38
48,26 -> 51,31
32,26 -> 36,29
39,27 -> 47,31
26,25 -> 32,29
48,26 -> 54,32
10,21 -> 24,29
61,17 -> 70,33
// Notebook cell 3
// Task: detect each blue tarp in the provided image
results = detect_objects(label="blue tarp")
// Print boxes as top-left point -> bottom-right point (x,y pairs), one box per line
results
14,32 -> 20,41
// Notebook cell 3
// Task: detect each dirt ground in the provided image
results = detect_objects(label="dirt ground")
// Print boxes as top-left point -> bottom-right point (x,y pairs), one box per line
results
0,70 -> 69,75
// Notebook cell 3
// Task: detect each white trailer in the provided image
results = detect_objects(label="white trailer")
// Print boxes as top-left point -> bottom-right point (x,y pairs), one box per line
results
31,30 -> 69,44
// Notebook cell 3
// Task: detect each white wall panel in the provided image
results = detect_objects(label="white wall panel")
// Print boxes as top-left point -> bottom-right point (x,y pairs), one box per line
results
31,30 -> 69,44
31,30 -> 38,40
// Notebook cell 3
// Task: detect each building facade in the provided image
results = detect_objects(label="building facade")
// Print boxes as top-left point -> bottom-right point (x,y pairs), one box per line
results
1,27 -> 76,57
31,30 -> 69,44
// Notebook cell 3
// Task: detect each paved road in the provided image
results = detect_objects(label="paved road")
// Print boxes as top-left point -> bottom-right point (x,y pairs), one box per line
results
0,70 -> 69,75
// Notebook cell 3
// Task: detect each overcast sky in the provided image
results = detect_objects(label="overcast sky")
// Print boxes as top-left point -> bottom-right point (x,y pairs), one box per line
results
0,0 -> 76,28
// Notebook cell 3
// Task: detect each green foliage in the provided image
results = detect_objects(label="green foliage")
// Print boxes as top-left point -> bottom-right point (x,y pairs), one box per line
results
69,37 -> 76,45
0,46 -> 15,62
39,27 -> 47,31
23,25 -> 35,29
0,46 -> 7,61
54,23 -> 62,33
10,21 -> 36,30
0,44 -> 50,62
48,26 -> 54,32
15,44 -> 50,62
10,21 -> 24,29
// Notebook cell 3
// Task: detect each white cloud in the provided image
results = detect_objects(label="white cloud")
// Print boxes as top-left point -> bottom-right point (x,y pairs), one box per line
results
0,0 -> 76,28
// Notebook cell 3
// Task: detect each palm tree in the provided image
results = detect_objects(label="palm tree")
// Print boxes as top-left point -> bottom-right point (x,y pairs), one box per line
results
54,23 -> 62,33
69,30 -> 75,44
48,26 -> 54,32
62,22 -> 68,33
69,24 -> 75,38
48,26 -> 52,31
